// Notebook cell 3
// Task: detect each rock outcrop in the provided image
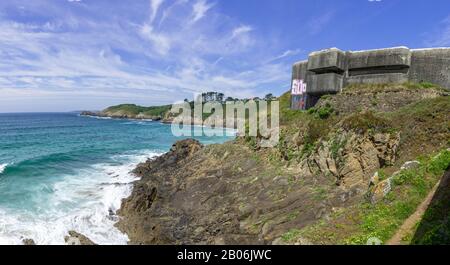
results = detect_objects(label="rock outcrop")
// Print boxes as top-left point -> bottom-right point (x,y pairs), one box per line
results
299,130 -> 400,189
64,231 -> 96,245
117,130 -> 402,245
22,239 -> 36,245
116,87 -> 449,245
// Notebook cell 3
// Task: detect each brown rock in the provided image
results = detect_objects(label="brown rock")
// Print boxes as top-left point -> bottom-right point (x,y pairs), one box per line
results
22,239 -> 36,245
64,231 -> 96,245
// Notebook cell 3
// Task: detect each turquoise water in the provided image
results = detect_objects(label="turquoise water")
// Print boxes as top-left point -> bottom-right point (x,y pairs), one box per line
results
0,113 -> 233,245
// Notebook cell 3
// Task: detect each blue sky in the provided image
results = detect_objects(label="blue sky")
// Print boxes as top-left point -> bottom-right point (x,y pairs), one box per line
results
0,0 -> 449,112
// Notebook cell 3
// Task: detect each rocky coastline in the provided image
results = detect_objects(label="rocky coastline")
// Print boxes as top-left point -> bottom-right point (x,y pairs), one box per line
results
114,85 -> 450,245
80,111 -> 163,121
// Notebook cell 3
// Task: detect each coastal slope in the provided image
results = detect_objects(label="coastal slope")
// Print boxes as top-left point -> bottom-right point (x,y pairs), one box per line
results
117,83 -> 450,245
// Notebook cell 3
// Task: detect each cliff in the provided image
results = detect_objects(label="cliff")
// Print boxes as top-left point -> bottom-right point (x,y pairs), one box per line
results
116,83 -> 450,245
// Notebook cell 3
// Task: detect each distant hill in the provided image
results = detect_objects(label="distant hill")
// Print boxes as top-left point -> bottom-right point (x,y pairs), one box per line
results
81,104 -> 172,120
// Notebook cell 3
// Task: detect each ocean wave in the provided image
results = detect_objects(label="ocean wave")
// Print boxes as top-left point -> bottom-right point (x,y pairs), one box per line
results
121,121 -> 153,125
0,164 -> 8,174
0,150 -> 161,245
81,115 -> 112,120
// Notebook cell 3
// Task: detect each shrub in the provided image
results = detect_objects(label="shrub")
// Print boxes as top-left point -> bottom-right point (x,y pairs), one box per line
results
341,111 -> 390,134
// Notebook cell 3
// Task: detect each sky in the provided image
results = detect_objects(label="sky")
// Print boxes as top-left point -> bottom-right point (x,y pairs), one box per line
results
0,0 -> 449,112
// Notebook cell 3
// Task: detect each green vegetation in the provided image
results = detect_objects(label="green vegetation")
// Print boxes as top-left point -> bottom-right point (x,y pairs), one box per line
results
341,111 -> 390,134
307,103 -> 335,119
103,104 -> 171,118
330,136 -> 347,160
344,81 -> 445,93
281,229 -> 301,242
345,149 -> 450,244
281,149 -> 450,245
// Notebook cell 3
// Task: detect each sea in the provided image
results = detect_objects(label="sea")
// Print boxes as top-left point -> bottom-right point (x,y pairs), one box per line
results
0,112 -> 233,245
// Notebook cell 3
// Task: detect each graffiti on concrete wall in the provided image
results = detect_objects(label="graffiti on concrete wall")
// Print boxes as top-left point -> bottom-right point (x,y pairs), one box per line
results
291,95 -> 307,110
291,79 -> 307,110
291,79 -> 306,95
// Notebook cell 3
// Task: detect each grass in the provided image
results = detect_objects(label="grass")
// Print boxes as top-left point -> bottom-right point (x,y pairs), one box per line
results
281,229 -> 301,242
344,81 -> 445,93
280,149 -> 450,245
330,135 -> 347,160
341,111 -> 391,134
344,149 -> 450,244
307,103 -> 335,119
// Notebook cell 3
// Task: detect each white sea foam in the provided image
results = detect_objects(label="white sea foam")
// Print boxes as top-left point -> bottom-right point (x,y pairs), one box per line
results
0,164 -> 7,174
0,151 -> 161,245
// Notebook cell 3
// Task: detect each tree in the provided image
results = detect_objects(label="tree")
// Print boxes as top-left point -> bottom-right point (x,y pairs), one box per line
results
201,91 -> 226,102
264,93 -> 274,100
217,93 -> 225,103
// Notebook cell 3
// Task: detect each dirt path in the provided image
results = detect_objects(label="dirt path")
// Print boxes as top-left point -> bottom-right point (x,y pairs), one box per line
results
386,181 -> 441,245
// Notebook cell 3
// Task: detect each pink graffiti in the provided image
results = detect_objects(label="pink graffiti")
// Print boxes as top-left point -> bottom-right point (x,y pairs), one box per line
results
291,79 -> 306,95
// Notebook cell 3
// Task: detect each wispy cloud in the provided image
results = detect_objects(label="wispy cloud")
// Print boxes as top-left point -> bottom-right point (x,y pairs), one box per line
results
191,0 -> 214,23
266,49 -> 302,63
231,25 -> 253,39
0,0 -> 293,111
425,15 -> 450,47
150,0 -> 165,23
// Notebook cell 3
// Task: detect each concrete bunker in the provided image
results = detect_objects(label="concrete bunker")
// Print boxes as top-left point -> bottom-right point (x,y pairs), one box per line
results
290,46 -> 450,110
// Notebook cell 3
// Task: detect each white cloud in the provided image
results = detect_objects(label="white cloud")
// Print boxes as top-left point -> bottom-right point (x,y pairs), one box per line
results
150,0 -> 165,23
139,23 -> 171,55
191,0 -> 215,23
231,25 -> 253,39
0,0 -> 294,111
267,49 -> 302,63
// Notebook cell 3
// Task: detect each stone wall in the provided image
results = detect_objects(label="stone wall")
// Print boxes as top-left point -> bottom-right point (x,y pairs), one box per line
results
290,46 -> 450,110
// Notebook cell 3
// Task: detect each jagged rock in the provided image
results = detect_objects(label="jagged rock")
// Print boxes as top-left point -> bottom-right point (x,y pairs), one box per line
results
301,131 -> 400,189
64,231 -> 96,245
368,171 -> 380,187
22,239 -> 35,245
261,222 -> 273,236
367,176 -> 393,204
